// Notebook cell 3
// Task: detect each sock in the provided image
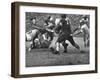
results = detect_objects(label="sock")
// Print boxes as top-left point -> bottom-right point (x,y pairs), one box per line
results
43,34 -> 46,40
56,42 -> 60,51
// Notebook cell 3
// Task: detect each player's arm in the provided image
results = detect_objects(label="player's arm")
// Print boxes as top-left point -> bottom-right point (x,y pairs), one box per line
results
71,27 -> 83,36
73,25 -> 81,33
45,28 -> 54,32
71,30 -> 82,36
44,23 -> 54,32
73,28 -> 79,33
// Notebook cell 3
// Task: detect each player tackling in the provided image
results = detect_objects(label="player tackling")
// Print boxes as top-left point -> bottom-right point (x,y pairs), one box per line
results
54,14 -> 82,54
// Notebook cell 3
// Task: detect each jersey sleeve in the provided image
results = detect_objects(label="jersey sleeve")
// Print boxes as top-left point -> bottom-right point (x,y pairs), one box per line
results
80,25 -> 85,32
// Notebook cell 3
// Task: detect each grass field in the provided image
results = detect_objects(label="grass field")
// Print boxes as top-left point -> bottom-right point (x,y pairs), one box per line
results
26,37 -> 89,67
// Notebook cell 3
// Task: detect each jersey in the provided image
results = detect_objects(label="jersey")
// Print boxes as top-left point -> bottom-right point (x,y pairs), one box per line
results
26,29 -> 38,41
44,19 -> 55,30
56,19 -> 72,35
79,24 -> 89,39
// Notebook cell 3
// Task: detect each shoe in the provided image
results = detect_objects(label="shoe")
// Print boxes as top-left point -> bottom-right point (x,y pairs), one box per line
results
62,43 -> 68,53
54,51 -> 60,54
63,50 -> 67,53
80,50 -> 85,53
49,47 -> 55,54
50,47 -> 54,52
32,46 -> 36,49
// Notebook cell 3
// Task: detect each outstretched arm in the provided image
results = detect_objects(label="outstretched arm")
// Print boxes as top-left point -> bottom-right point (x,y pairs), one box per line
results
71,28 -> 82,36
45,28 -> 54,32
72,30 -> 82,36
73,28 -> 79,33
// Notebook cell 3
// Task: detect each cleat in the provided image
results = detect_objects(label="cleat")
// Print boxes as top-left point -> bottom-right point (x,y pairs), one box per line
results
63,50 -> 67,53
31,46 -> 37,49
49,47 -> 55,54
62,43 -> 68,53
54,51 -> 60,54
80,50 -> 85,53
50,47 -> 54,52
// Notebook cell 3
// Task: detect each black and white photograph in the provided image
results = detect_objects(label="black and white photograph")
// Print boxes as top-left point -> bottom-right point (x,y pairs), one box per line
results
25,12 -> 90,67
11,2 -> 97,78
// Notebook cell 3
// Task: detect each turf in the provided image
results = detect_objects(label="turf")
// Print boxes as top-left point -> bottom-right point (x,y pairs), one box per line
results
26,37 -> 89,67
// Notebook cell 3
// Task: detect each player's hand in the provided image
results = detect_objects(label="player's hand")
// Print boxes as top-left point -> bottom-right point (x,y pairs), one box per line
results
51,30 -> 54,32
70,34 -> 73,36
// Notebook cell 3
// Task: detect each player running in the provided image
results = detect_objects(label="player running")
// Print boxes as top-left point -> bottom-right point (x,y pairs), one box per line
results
53,14 -> 82,54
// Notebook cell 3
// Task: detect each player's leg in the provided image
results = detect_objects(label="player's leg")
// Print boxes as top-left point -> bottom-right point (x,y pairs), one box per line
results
87,39 -> 89,47
49,38 -> 60,54
32,37 -> 36,48
47,32 -> 54,41
83,34 -> 87,47
55,42 -> 60,54
62,41 -> 69,53
32,31 -> 39,48
68,36 -> 80,50
86,34 -> 89,47
49,35 -> 58,53
68,36 -> 85,53
54,34 -> 66,54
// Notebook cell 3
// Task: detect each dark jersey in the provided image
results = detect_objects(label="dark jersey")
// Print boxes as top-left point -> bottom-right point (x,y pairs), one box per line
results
55,19 -> 72,35
44,19 -> 55,30
45,19 -> 50,25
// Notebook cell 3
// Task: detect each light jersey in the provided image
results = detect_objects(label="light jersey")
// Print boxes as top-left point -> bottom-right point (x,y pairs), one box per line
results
79,24 -> 89,38
44,18 -> 55,30
26,29 -> 38,41
81,18 -> 88,23
55,18 -> 60,26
